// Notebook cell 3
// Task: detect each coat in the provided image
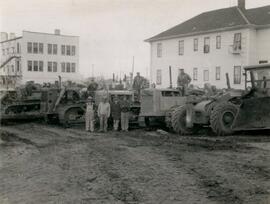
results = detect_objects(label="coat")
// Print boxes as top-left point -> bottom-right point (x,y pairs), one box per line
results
111,102 -> 121,120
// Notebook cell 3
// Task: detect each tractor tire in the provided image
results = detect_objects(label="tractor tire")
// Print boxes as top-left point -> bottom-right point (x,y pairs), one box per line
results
171,105 -> 198,135
210,102 -> 238,136
205,101 -> 217,116
61,107 -> 84,128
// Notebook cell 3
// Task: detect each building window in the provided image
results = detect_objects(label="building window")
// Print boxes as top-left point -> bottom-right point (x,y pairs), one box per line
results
16,60 -> 20,72
39,61 -> 43,72
204,37 -> 210,53
53,44 -> 57,55
27,42 -> 32,53
157,43 -> 162,58
61,45 -> 65,55
71,63 -> 76,72
234,66 -> 241,84
33,43 -> 38,54
233,33 -> 241,50
33,61 -> 38,71
193,68 -> 198,81
71,46 -> 76,56
178,40 -> 184,55
194,38 -> 198,51
28,61 -> 32,71
216,36 -> 221,49
66,45 -> 71,56
39,43 -> 43,54
203,70 -> 209,81
48,44 -> 52,54
53,62 -> 57,72
61,62 -> 66,72
16,44 -> 19,53
48,62 -> 52,72
216,66 -> 221,80
156,69 -> 162,85
66,62 -> 71,72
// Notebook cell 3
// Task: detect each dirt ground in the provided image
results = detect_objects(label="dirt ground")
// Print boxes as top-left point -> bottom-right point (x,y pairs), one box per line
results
0,123 -> 270,204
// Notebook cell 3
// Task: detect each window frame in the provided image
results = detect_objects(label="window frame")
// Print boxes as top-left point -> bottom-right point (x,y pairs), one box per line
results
204,37 -> 210,53
27,60 -> 32,71
66,45 -> 71,56
156,69 -> 162,85
71,46 -> 76,56
33,42 -> 38,54
157,43 -> 162,58
61,45 -> 65,55
48,44 -> 52,55
233,33 -> 242,50
47,61 -> 53,72
234,66 -> 241,84
27,42 -> 32,53
178,40 -> 184,55
193,68 -> 198,81
203,69 -> 209,81
39,61 -> 43,72
53,44 -> 57,55
216,66 -> 221,80
216,35 -> 221,49
53,62 -> 57,72
66,62 -> 71,72
193,38 -> 198,51
39,43 -> 43,54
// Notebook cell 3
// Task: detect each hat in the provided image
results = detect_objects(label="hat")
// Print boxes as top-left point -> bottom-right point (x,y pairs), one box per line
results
87,96 -> 93,101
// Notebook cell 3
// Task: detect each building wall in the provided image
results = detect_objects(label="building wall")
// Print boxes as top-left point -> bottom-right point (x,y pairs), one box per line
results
0,38 -> 22,89
21,31 -> 81,84
150,28 -> 255,89
256,28 -> 270,64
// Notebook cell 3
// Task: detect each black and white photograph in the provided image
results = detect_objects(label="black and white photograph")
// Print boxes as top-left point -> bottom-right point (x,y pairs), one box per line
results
1,0 -> 270,203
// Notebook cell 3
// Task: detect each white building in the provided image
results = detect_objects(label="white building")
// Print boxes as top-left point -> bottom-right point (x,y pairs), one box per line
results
0,30 -> 81,90
145,0 -> 270,89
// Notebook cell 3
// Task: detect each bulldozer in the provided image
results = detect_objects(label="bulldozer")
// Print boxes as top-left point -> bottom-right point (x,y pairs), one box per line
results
171,64 -> 270,135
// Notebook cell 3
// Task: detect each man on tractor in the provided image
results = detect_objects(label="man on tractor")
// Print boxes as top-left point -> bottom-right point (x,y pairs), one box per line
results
177,69 -> 191,96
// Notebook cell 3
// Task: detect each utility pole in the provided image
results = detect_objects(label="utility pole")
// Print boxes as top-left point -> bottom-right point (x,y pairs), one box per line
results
130,56 -> 134,88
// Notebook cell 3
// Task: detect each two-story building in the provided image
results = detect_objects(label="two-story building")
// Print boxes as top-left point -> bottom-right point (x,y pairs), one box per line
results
145,0 -> 270,89
0,30 -> 81,90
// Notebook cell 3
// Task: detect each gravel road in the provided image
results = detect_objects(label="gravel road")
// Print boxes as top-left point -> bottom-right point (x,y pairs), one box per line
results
0,123 -> 270,204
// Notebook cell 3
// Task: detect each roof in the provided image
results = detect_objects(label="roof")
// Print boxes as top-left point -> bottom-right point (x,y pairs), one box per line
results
244,63 -> 270,70
146,5 -> 270,42
0,37 -> 22,44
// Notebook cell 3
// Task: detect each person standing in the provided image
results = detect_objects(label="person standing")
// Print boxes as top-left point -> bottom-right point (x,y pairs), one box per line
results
98,96 -> 111,132
87,78 -> 98,98
111,97 -> 121,131
177,69 -> 191,96
120,96 -> 130,131
85,96 -> 95,132
133,72 -> 143,101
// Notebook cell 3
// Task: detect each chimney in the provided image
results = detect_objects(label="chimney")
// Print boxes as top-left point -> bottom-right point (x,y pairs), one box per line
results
238,0 -> 245,10
54,29 -> 60,35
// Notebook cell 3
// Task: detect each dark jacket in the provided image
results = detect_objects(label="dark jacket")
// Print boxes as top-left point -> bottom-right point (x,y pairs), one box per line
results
120,100 -> 130,113
111,102 -> 121,119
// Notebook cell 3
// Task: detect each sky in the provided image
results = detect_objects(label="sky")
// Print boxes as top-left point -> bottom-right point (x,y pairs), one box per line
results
1,0 -> 270,79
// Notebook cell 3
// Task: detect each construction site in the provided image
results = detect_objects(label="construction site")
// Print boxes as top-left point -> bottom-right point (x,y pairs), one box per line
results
1,63 -> 270,204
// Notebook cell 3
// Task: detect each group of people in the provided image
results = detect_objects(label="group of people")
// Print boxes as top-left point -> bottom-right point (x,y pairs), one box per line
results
85,95 -> 130,133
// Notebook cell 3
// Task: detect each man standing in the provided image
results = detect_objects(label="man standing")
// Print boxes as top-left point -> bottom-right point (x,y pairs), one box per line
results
87,78 -> 98,98
177,69 -> 191,95
85,96 -> 95,132
120,96 -> 130,131
111,97 -> 121,131
133,72 -> 143,101
97,96 -> 110,132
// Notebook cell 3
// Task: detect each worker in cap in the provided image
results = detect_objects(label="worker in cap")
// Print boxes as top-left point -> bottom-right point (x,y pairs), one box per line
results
177,69 -> 191,96
97,95 -> 111,132
85,96 -> 95,132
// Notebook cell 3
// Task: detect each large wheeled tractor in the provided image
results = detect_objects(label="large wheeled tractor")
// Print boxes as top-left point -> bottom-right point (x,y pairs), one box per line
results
210,64 -> 270,135
172,64 -> 270,135
40,87 -> 85,127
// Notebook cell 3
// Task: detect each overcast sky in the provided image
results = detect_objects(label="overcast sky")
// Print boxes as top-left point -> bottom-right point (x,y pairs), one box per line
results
1,0 -> 270,79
